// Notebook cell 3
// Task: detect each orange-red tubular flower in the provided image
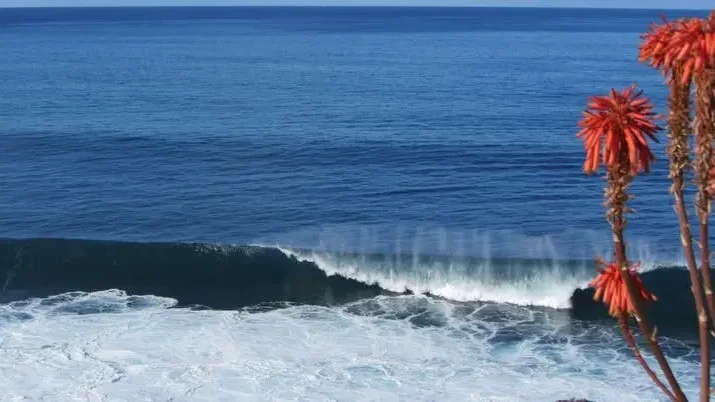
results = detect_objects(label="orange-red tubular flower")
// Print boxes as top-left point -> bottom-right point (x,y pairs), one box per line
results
639,18 -> 678,73
576,85 -> 660,175
590,258 -> 657,317
662,16 -> 715,84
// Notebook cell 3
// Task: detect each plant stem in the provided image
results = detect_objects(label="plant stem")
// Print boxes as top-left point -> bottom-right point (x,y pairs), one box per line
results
673,182 -> 709,402
668,71 -> 710,402
608,163 -> 687,401
695,69 -> 715,333
618,313 -> 677,401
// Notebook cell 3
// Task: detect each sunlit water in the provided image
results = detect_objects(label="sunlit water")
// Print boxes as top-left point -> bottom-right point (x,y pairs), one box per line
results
0,6 -> 710,401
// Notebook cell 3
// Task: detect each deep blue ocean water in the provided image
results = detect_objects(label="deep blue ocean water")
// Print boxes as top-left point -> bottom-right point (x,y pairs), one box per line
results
0,7 -> 713,401
0,6 -> 707,250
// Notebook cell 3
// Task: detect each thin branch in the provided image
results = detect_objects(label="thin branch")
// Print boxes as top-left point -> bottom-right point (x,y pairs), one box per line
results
618,314 -> 677,402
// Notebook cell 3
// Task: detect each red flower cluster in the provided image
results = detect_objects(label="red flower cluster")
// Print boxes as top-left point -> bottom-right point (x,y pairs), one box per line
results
576,85 -> 660,174
639,17 -> 678,72
639,12 -> 715,82
590,258 -> 657,317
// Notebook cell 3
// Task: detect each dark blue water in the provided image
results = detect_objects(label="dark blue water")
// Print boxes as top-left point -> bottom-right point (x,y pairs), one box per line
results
3,8 -> 715,400
0,6 -> 708,268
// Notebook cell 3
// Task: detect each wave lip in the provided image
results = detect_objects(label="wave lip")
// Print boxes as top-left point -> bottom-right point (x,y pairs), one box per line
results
271,246 -> 706,339
274,246 -> 592,309
0,237 -> 704,338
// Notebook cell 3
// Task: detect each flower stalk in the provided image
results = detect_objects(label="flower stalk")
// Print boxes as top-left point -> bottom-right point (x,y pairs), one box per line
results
618,313 -> 676,401
607,153 -> 687,402
576,10 -> 715,401
668,68 -> 710,402
577,85 -> 687,401
634,13 -> 715,400
694,68 -> 715,333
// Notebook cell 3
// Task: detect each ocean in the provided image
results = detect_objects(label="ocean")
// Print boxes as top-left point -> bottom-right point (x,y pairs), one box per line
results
0,6 -> 711,401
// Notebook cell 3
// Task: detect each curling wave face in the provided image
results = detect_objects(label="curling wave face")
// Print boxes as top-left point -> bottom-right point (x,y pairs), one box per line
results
0,237 -> 705,339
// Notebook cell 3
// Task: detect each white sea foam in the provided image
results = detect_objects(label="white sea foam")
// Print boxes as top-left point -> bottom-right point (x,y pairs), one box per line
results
0,291 -> 698,401
251,226 -> 684,309
275,246 -> 591,309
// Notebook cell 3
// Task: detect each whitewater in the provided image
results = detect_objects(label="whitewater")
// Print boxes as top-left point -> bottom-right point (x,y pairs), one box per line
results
0,238 -> 705,401
276,246 -> 595,309
0,289 -> 701,401
3,5 -> 714,402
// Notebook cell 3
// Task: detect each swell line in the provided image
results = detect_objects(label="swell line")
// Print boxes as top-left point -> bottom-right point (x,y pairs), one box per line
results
0,237 -> 703,335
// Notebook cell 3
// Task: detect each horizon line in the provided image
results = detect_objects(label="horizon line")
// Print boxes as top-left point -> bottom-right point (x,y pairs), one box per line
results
0,5 -> 711,12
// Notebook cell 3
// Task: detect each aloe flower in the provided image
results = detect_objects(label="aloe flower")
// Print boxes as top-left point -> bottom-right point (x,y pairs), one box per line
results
577,85 -> 685,401
576,85 -> 660,175
662,15 -> 715,84
639,18 -> 678,74
590,258 -> 656,317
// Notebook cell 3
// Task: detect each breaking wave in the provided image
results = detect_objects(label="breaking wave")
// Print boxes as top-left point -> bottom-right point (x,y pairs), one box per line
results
0,237 -> 703,336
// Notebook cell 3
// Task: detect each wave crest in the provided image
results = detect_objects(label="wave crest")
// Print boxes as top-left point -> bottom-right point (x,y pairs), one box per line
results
0,237 -> 703,336
275,246 -> 591,309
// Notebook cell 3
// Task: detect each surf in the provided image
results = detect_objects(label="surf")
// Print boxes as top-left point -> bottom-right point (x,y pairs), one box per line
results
0,237 -> 702,337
